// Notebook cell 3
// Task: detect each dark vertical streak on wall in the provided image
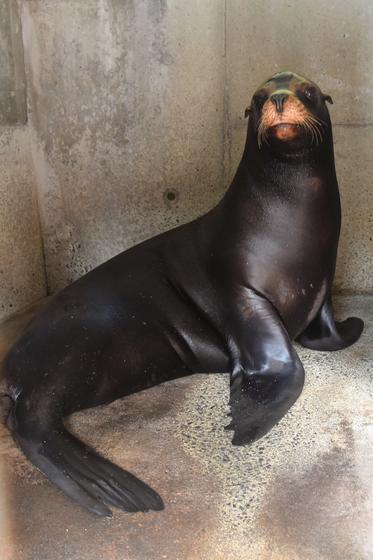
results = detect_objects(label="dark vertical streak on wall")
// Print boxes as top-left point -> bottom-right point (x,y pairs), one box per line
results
0,0 -> 27,125
222,0 -> 231,187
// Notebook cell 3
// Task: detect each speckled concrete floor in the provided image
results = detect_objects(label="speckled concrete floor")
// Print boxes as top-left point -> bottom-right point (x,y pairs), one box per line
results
0,295 -> 372,560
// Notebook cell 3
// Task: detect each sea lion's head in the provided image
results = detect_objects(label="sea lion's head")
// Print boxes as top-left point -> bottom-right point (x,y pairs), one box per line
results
247,71 -> 333,153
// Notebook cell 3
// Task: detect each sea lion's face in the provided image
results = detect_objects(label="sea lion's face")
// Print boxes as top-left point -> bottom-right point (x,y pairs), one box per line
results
249,72 -> 333,151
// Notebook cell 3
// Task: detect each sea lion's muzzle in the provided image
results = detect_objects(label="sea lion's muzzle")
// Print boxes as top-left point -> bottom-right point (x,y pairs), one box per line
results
258,91 -> 324,148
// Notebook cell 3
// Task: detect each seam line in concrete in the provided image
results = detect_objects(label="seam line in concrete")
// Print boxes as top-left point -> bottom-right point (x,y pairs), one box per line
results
223,0 -> 231,188
333,123 -> 373,127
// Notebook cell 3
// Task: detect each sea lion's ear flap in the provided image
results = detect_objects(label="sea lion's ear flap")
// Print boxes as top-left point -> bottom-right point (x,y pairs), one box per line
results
244,106 -> 251,118
323,94 -> 333,105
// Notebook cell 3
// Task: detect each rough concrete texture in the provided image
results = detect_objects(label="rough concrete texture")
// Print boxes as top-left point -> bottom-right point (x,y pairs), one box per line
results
0,126 -> 46,321
0,0 -> 45,322
224,0 -> 373,292
333,126 -> 373,292
0,0 -> 27,125
20,0 -> 226,292
0,295 -> 372,560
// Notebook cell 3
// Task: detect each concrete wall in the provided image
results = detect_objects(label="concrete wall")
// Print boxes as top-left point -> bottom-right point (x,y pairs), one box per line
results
21,0 -> 226,292
0,0 -> 372,322
0,127 -> 46,320
224,0 -> 373,292
0,1 -> 46,321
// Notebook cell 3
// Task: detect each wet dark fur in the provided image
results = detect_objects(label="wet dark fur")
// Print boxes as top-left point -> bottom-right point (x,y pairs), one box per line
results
2,71 -> 363,517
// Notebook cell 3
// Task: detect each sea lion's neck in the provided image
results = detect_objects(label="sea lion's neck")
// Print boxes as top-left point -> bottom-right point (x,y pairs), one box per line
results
208,128 -> 341,257
224,128 -> 338,206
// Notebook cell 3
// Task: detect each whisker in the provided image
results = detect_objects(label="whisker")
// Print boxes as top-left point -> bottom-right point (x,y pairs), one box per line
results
308,115 -> 325,141
309,114 -> 327,127
312,120 -> 323,144
306,119 -> 318,146
301,118 -> 313,145
311,121 -> 321,146
311,122 -> 320,146
305,120 -> 317,146
304,115 -> 324,145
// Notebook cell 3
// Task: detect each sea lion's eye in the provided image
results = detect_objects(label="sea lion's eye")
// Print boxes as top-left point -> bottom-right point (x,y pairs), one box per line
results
253,92 -> 268,106
303,86 -> 317,100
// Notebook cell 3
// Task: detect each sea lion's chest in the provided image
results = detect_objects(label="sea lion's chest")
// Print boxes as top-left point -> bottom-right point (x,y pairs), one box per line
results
242,217 -> 337,338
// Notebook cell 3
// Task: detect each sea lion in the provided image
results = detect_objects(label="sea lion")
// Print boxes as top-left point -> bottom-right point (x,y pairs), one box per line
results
1,71 -> 363,517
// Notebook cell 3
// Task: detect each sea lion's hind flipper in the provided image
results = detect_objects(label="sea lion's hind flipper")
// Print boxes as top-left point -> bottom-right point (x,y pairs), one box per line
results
9,415 -> 164,516
297,295 -> 364,351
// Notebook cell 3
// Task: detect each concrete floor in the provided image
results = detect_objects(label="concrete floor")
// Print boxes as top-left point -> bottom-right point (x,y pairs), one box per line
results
0,295 -> 372,560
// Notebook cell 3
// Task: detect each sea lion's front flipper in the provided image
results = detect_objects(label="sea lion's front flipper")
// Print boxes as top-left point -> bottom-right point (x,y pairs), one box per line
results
297,295 -> 364,351
226,288 -> 305,446
7,407 -> 164,516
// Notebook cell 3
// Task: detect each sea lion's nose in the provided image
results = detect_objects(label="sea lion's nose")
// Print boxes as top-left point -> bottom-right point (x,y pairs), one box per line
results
271,93 -> 288,114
